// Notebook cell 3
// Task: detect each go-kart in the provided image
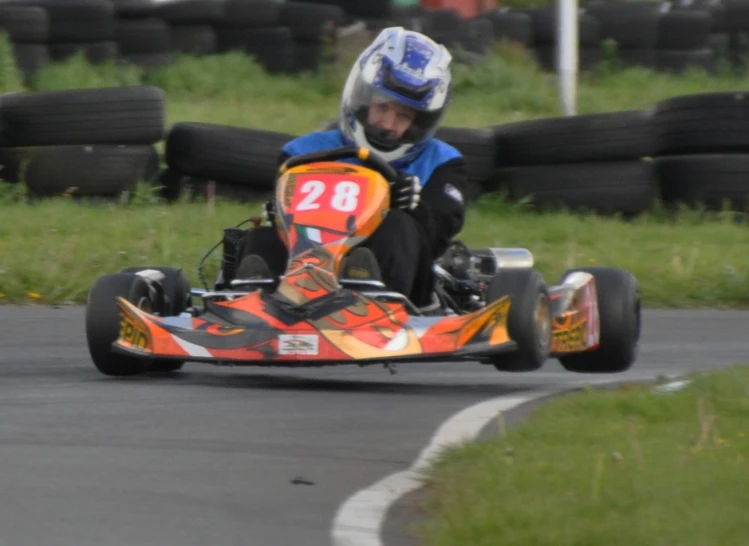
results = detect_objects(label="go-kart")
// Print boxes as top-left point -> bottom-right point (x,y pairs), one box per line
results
85,146 -> 641,377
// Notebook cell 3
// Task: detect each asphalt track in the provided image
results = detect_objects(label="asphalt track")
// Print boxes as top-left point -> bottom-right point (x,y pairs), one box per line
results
0,306 -> 747,546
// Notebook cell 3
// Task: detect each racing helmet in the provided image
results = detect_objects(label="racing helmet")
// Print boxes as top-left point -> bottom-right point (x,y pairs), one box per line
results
339,27 -> 453,164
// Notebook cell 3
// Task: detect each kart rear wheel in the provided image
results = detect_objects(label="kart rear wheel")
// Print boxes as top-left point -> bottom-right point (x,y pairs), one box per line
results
557,267 -> 640,373
484,268 -> 552,372
86,273 -> 156,377
118,266 -> 192,372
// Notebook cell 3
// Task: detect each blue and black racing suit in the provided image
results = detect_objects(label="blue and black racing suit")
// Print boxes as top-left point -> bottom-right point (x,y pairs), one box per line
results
236,128 -> 469,307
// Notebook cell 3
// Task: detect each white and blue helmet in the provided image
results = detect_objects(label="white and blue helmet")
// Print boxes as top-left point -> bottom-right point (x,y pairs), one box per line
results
340,27 -> 453,164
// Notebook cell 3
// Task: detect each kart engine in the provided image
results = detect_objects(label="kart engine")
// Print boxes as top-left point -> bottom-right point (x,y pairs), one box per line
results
436,241 -> 499,281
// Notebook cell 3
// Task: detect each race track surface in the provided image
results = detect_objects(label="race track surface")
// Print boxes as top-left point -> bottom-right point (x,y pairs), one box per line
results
0,306 -> 747,546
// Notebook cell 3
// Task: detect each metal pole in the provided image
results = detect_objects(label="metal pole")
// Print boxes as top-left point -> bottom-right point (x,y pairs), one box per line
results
558,0 -> 579,115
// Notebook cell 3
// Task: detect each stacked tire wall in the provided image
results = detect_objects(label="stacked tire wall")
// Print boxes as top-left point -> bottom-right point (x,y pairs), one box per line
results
3,83 -> 749,215
2,0 -> 749,211
0,86 -> 164,199
0,0 -> 350,80
2,0 -> 749,81
372,0 -> 749,74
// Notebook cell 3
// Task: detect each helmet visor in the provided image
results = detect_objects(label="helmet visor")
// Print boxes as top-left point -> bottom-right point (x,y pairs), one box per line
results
348,77 -> 446,151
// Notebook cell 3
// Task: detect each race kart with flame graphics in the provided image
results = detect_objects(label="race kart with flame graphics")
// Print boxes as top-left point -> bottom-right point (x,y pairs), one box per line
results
85,146 -> 641,377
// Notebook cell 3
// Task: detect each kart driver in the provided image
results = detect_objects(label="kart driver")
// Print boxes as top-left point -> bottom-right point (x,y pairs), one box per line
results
234,27 -> 469,313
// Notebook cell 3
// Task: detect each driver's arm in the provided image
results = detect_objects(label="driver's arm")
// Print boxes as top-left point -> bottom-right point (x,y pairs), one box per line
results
409,156 -> 468,260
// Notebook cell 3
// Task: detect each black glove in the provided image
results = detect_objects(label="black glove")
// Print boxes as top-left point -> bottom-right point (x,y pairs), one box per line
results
390,171 -> 422,211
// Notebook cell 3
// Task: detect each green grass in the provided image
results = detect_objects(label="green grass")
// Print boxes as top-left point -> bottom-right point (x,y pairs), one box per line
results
0,36 -> 749,305
1,188 -> 749,306
414,365 -> 749,546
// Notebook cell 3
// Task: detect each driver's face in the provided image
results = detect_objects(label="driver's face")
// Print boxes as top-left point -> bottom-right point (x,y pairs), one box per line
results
367,98 -> 416,139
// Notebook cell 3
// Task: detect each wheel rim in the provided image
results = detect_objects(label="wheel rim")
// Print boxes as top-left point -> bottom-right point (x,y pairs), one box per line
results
135,296 -> 152,313
535,293 -> 552,353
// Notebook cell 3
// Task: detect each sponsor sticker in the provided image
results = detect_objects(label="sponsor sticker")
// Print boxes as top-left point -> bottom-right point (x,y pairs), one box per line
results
119,311 -> 150,350
278,334 -> 319,356
552,321 -> 587,353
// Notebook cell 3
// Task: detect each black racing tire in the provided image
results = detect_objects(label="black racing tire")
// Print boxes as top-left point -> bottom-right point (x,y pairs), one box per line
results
484,268 -> 552,372
138,268 -> 186,383
85,272 -> 155,377
118,266 -> 192,317
557,267 -> 640,373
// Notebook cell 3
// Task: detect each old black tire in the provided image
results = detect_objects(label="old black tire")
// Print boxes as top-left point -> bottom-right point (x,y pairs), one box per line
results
118,266 -> 192,372
558,267 -> 640,373
484,268 -> 552,372
85,273 -> 155,377
0,86 -> 165,147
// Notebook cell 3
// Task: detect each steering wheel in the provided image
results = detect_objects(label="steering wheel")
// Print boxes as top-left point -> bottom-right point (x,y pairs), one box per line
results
278,146 -> 400,185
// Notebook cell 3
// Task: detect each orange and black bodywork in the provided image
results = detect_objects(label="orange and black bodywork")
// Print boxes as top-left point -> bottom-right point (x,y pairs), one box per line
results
111,149 -> 601,366
548,272 -> 601,356
114,287 -> 514,365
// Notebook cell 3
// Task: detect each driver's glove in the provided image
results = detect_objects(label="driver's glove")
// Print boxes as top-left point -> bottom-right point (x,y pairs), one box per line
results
391,172 -> 421,211
261,199 -> 276,225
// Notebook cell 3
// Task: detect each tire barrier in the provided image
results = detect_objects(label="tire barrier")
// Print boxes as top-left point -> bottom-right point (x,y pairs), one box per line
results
371,0 -> 749,74
0,86 -> 163,198
1,0 -> 749,82
2,83 -> 748,214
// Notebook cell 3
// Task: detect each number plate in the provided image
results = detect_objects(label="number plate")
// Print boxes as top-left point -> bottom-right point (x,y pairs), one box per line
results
291,174 -> 369,216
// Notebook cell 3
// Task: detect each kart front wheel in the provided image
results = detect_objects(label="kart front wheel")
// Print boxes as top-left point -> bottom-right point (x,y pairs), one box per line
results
86,273 -> 156,377
557,267 -> 640,373
118,266 -> 192,373
484,268 -> 552,372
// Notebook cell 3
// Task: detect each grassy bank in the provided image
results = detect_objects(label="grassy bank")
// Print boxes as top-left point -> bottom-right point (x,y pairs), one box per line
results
414,365 -> 749,546
1,191 -> 749,306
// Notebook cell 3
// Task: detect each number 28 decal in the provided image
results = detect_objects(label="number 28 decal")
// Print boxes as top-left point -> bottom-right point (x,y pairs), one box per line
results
294,178 -> 365,214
